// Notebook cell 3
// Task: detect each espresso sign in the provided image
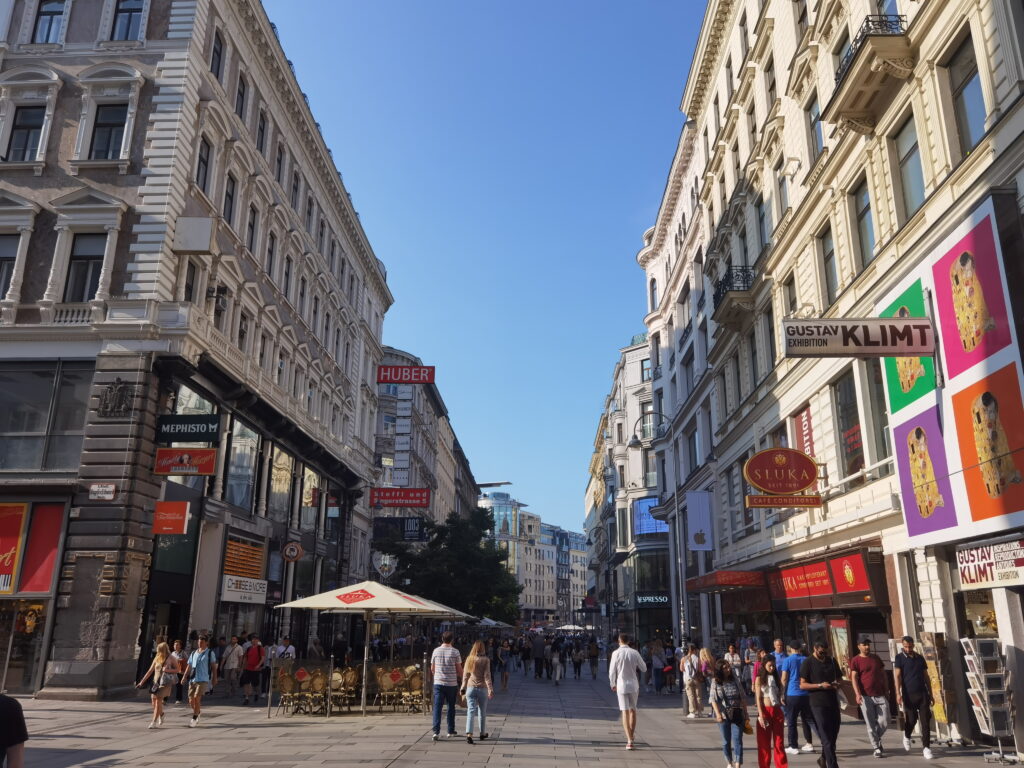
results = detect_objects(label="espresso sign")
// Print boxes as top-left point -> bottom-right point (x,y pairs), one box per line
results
783,318 -> 935,358
744,448 -> 818,495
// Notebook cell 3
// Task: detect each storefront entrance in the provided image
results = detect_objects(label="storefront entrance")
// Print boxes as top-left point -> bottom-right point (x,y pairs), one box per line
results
0,598 -> 49,693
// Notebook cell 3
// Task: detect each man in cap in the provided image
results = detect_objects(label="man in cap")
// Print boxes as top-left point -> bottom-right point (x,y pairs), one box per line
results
850,635 -> 890,757
893,636 -> 934,760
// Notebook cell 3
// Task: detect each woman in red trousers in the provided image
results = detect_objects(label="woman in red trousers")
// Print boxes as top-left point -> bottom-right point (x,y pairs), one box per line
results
755,657 -> 788,768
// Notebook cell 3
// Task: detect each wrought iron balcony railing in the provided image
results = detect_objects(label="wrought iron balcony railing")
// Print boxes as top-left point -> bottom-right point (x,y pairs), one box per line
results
712,266 -> 756,311
835,15 -> 907,86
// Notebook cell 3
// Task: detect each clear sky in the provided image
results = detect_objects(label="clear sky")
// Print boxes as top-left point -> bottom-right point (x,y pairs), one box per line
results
264,1 -> 698,532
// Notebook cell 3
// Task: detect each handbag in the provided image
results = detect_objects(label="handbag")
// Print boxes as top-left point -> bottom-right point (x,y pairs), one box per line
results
457,689 -> 467,708
150,680 -> 163,695
743,719 -> 754,735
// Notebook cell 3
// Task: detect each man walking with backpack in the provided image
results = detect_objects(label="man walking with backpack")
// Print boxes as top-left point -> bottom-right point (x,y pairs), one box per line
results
180,634 -> 217,727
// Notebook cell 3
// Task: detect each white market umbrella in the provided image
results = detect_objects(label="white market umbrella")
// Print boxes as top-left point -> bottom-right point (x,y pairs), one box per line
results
276,580 -> 471,714
556,624 -> 585,632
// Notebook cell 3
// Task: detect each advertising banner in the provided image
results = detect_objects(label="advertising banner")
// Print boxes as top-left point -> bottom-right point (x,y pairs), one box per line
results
828,552 -> 872,593
153,501 -> 190,535
373,516 -> 427,542
955,538 -> 1024,590
878,198 -> 1024,548
221,575 -> 268,604
783,318 -> 935,357
685,491 -> 713,551
153,447 -> 218,475
0,503 -> 27,595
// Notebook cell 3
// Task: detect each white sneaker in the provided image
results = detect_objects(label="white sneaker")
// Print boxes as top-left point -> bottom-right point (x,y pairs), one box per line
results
802,744 -> 815,753
903,737 -> 912,752
189,715 -> 199,727
785,748 -> 800,756
148,721 -> 156,729
687,713 -> 697,719
923,748 -> 933,760
157,715 -> 163,726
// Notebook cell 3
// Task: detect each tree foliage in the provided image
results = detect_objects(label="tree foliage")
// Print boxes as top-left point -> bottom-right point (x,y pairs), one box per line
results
374,507 -> 521,624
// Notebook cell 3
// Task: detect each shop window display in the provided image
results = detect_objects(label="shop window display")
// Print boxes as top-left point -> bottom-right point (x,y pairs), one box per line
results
0,600 -> 47,694
224,418 -> 259,511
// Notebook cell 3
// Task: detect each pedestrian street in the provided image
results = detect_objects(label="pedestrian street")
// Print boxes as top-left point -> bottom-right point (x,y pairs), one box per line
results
17,663 -> 993,768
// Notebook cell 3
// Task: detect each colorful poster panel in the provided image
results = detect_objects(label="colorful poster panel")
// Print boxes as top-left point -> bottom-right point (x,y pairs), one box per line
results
951,362 -> 1024,521
932,216 -> 1012,379
892,407 -> 958,536
881,279 -> 936,413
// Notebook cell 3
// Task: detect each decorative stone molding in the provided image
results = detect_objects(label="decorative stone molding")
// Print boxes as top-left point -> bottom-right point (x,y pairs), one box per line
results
69,64 -> 145,175
0,64 -> 62,173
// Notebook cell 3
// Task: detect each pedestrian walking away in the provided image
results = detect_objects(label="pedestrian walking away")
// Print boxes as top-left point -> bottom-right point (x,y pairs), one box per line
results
461,640 -> 494,744
551,636 -> 567,686
894,636 -> 934,760
531,633 -> 545,679
220,635 -> 244,699
710,658 -> 748,768
171,639 -> 188,705
700,648 -> 717,712
799,641 -> 842,768
521,636 -> 533,677
572,643 -> 585,679
651,639 -> 666,694
1,693 -> 28,768
682,644 -> 705,717
609,632 -> 647,750
430,631 -> 463,741
850,635 -> 890,757
754,656 -> 788,768
498,639 -> 511,691
588,637 -> 600,679
181,634 -> 218,727
241,634 -> 265,705
136,641 -> 178,728
780,641 -> 818,754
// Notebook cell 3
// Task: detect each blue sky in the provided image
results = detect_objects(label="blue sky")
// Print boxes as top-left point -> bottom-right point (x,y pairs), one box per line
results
264,1 -> 697,532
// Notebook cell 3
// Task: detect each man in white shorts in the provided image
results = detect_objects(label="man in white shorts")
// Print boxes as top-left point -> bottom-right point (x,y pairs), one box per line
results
608,633 -> 647,750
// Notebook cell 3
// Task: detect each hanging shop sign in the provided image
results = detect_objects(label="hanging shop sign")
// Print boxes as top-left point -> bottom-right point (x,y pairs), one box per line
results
0,503 -> 27,595
221,575 -> 268,604
743,448 -> 822,507
372,516 -> 427,542
152,501 -> 190,535
371,551 -> 397,580
281,541 -> 304,562
376,365 -> 435,384
685,491 -> 714,551
153,447 -> 218,475
156,414 -> 220,444
955,538 -> 1024,590
747,493 -> 823,507
828,552 -> 872,593
634,591 -> 670,608
369,487 -> 431,508
782,317 -> 935,358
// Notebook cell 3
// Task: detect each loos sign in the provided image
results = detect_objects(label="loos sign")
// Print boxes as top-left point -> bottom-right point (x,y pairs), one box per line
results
743,448 -> 818,495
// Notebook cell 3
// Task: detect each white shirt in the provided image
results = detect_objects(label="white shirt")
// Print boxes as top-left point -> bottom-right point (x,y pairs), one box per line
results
277,644 -> 296,659
608,645 -> 647,695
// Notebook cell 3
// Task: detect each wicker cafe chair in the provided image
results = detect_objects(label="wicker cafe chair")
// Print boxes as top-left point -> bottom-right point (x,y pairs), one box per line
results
374,666 -> 405,711
276,668 -> 299,715
401,666 -> 424,713
300,668 -> 328,715
330,666 -> 359,713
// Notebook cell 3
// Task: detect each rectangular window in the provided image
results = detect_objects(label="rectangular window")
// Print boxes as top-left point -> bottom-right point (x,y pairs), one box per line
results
235,75 -> 247,119
776,160 -> 789,215
765,309 -> 777,363
291,173 -> 301,209
0,361 -> 92,470
275,145 -> 284,183
329,240 -> 337,271
318,220 -> 326,252
311,295 -> 319,332
795,0 -> 808,33
265,231 -> 276,276
756,195 -> 770,248
641,401 -> 655,439
749,330 -> 758,382
258,334 -> 268,369
7,106 -> 45,162
246,205 -> 258,251
833,368 -> 865,489
732,353 -> 742,402
64,233 -> 105,303
183,259 -> 197,303
725,57 -> 734,99
283,256 -> 292,298
686,430 -> 698,474
866,358 -> 892,471
765,56 -> 777,104
224,418 -> 258,512
298,276 -> 307,315
949,37 -> 986,155
895,115 -> 925,217
739,12 -> 749,58
237,311 -> 249,352
783,275 -> 797,314
821,226 -> 838,305
210,31 -> 224,80
305,198 -> 315,232
747,103 -> 757,153
853,177 -> 876,267
641,358 -> 652,382
223,173 -> 236,225
642,448 -> 657,488
195,137 -> 211,193
256,111 -> 267,152
33,0 -> 64,44
110,0 -> 143,41
0,235 -> 17,298
738,228 -> 748,267
807,92 -> 823,161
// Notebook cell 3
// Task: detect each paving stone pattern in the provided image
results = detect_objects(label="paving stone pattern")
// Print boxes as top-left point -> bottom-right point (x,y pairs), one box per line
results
18,662 -> 989,767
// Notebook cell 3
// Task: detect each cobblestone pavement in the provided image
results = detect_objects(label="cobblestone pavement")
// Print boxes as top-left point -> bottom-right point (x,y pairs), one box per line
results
17,663 -> 992,767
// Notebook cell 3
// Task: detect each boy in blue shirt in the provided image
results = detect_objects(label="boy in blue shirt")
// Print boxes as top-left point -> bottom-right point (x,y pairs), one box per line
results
779,640 -> 818,755
181,634 -> 218,727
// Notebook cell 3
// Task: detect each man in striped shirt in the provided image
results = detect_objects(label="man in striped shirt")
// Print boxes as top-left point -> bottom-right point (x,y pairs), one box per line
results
430,631 -> 464,741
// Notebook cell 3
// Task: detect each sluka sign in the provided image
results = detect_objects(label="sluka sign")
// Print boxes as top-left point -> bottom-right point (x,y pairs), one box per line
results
744,448 -> 822,508
783,317 -> 935,358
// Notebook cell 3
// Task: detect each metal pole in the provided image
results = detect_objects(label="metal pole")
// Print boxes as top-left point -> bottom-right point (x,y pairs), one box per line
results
0,609 -> 16,693
677,491 -> 689,646
328,653 -> 333,718
360,608 -> 371,716
266,652 -> 273,719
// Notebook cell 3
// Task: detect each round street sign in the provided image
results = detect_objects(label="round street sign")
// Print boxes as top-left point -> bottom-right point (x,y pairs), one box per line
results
282,541 -> 304,562
743,448 -> 818,495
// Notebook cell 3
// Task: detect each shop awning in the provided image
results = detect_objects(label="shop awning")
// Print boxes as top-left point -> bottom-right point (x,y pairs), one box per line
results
686,570 -> 766,593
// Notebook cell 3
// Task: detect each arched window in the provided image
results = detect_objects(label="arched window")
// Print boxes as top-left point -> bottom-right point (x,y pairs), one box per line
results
649,278 -> 659,311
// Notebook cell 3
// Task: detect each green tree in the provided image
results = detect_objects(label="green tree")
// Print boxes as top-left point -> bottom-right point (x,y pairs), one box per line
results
375,507 -> 521,624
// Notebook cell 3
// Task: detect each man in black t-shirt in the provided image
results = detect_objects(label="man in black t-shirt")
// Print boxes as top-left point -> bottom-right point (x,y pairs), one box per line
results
800,640 -> 842,768
0,693 -> 28,768
893,636 -> 934,759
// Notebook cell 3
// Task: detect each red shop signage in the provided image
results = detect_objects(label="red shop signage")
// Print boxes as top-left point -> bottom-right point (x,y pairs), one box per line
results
0,503 -> 28,595
369,487 -> 431,508
778,562 -> 832,599
743,448 -> 818,495
377,366 -> 435,384
153,447 -> 218,476
829,553 -> 872,593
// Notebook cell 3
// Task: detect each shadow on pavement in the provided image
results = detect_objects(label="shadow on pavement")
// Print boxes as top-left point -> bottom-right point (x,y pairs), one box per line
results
26,748 -> 121,768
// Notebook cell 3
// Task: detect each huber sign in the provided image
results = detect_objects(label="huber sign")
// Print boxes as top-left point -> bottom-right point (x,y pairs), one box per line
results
783,317 -> 935,358
376,366 -> 435,384
744,448 -> 822,508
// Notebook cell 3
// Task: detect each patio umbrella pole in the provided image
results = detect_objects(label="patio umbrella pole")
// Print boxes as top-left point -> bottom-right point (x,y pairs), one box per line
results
361,608 -> 371,716
389,611 -> 395,664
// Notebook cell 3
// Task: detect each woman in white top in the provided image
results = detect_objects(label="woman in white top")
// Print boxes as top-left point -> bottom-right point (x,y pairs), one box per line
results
724,643 -> 743,684
754,657 -> 788,768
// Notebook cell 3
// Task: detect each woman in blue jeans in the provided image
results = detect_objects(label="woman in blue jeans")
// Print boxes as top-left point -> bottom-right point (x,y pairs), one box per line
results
460,640 -> 494,744
710,658 -> 748,768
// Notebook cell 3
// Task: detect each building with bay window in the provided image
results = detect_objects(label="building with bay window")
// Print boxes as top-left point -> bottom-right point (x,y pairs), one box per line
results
637,0 -> 1024,747
0,0 -> 391,697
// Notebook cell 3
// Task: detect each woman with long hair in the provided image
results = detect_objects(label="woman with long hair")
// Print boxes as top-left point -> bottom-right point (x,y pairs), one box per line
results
710,658 -> 748,768
755,657 -> 788,768
651,639 -> 666,695
700,647 -> 717,712
136,641 -> 178,728
460,640 -> 494,744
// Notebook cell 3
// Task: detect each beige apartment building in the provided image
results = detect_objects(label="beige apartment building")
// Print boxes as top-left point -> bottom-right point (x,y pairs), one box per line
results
640,0 -> 1024,748
0,0 -> 392,697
